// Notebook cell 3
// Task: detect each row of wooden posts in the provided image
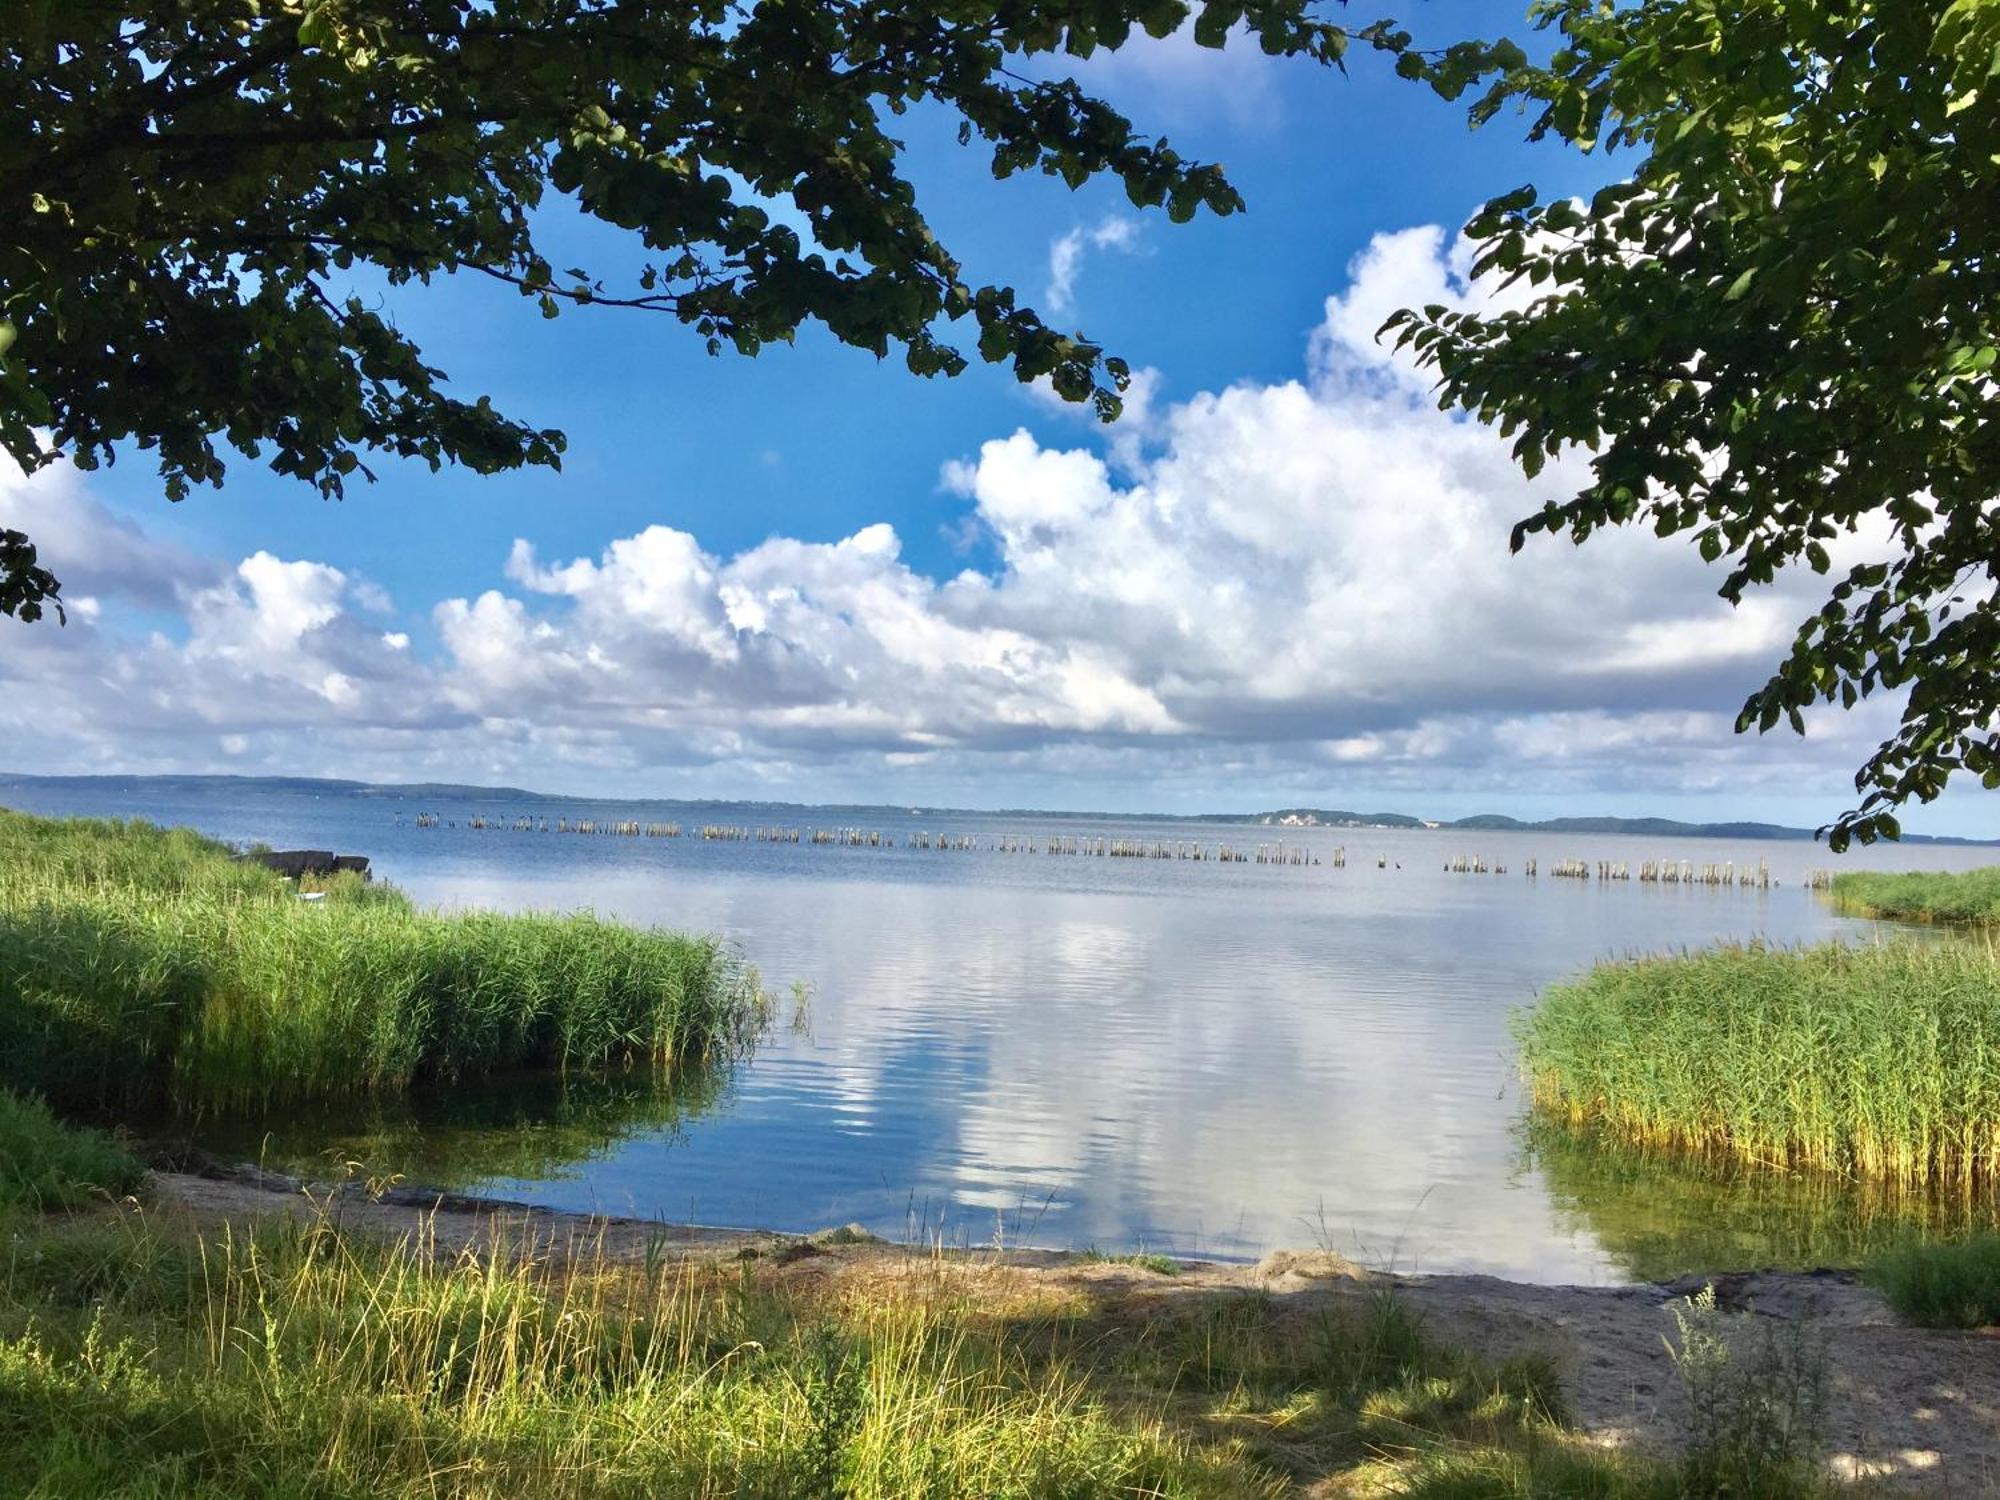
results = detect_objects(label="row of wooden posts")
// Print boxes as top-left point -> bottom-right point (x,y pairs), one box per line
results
405,816 -> 1825,889
1443,854 -> 1779,887
403,814 -> 1328,865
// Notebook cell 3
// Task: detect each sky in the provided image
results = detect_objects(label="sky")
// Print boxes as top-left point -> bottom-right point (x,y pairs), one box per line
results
2,4 -> 1991,836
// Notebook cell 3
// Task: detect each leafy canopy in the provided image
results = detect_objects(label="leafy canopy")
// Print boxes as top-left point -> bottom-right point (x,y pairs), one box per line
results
0,0 -> 1406,623
1389,0 -> 2000,849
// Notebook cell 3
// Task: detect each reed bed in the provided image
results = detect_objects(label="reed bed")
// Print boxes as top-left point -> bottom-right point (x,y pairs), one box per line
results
1516,939 -> 2000,1192
1831,866 -> 2000,925
0,811 -> 766,1114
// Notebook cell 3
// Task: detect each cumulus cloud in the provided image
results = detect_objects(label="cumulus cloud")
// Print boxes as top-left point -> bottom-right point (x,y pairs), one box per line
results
0,219 -> 1925,819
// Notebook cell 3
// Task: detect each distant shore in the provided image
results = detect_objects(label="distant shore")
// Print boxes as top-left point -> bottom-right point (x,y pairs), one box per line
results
4,770 -> 1996,844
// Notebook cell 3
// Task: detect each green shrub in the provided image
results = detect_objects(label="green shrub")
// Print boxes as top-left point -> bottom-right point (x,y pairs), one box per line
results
0,1092 -> 145,1211
1868,1232 -> 2000,1328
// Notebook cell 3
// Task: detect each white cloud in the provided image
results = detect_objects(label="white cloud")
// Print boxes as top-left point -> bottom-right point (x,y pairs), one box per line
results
1044,216 -> 1143,321
0,218 -> 1938,825
0,451 -> 224,608
1042,20 -> 1296,132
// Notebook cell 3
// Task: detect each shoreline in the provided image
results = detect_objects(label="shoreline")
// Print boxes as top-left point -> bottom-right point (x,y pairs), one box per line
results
149,1158 -> 2000,1492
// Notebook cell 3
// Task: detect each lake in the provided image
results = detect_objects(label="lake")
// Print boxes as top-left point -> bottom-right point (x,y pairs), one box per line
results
7,779 -> 1994,1283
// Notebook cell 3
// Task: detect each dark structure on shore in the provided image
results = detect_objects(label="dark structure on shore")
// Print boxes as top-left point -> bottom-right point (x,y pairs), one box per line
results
247,849 -> 370,880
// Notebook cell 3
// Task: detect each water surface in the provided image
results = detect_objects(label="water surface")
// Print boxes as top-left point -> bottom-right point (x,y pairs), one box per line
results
10,781 -> 1994,1282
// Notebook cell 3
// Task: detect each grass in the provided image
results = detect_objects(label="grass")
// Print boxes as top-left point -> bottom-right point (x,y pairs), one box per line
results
1831,865 -> 2000,924
1074,1249 -> 1183,1276
0,1091 -> 145,1211
1867,1231 -> 2000,1328
0,1104 -> 1830,1498
0,1211 -> 1246,1499
1515,938 -> 2000,1192
0,810 -> 767,1114
0,1203 -> 1691,1499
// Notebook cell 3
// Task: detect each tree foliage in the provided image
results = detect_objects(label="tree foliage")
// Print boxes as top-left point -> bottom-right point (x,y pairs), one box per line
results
1,0 -> 1404,618
1391,0 -> 2000,847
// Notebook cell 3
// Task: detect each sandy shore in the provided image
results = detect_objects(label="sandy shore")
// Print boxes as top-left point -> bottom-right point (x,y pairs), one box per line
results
152,1165 -> 2000,1493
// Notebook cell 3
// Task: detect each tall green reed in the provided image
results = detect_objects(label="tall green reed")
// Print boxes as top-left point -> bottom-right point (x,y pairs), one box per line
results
0,810 -> 766,1113
1516,939 -> 2000,1193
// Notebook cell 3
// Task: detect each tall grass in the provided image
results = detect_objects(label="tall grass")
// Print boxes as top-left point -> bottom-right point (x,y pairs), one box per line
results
0,1193 -> 1694,1499
1831,866 -> 2000,924
1515,939 -> 2000,1192
0,1210 -> 1231,1498
0,1100 -> 1778,1500
0,810 -> 766,1113
0,1090 -> 145,1211
1867,1232 -> 2000,1328
0,810 -> 284,902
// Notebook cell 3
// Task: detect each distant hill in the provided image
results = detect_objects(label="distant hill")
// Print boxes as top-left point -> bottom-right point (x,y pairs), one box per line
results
0,772 -> 544,802
1446,814 -> 1814,840
1245,808 -> 1995,846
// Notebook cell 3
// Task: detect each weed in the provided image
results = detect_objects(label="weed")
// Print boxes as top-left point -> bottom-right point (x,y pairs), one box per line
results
1669,1287 -> 1827,1496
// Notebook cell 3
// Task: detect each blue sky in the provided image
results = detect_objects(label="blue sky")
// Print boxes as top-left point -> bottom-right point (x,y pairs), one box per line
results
107,4 -> 1607,601
4,6 -> 1992,836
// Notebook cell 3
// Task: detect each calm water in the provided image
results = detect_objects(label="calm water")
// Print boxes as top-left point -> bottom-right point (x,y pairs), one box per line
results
9,781 -> 1997,1283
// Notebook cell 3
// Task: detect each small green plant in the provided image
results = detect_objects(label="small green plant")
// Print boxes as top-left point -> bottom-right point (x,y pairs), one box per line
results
1868,1232 -> 2000,1328
1668,1287 -> 1827,1496
1074,1248 -> 1181,1276
0,1092 -> 145,1211
801,1328 -> 867,1497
